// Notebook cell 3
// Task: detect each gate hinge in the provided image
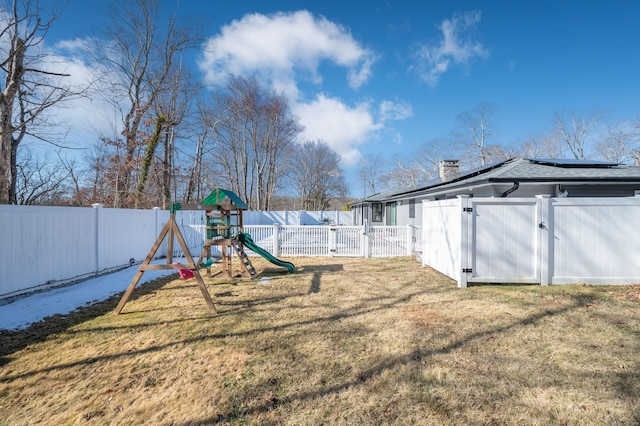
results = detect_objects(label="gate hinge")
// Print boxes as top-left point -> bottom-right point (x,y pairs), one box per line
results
463,207 -> 473,213
462,268 -> 473,273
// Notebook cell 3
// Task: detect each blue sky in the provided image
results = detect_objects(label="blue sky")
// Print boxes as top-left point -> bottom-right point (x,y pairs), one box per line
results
40,0 -> 640,191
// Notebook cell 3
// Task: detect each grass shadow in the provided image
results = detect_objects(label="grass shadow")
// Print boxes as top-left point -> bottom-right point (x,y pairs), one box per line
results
294,264 -> 344,294
181,293 -> 599,425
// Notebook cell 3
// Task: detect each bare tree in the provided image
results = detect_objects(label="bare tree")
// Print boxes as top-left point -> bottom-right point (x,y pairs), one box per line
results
484,144 -> 519,163
380,155 -> 424,189
379,139 -> 453,190
80,140 -> 111,205
59,153 -> 82,205
288,140 -> 346,210
153,61 -> 199,208
455,102 -> 495,167
552,112 -> 602,160
596,124 -> 640,164
519,132 -> 565,159
415,138 -> 455,179
14,147 -> 71,205
96,0 -> 200,207
357,152 -> 385,198
0,0 -> 79,204
184,108 -> 214,203
203,75 -> 301,210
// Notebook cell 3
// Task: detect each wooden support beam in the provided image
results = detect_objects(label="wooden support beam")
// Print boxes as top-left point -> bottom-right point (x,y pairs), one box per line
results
114,214 -> 217,315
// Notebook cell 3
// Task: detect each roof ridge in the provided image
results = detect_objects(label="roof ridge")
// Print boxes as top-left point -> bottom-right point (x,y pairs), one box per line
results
489,157 -> 524,177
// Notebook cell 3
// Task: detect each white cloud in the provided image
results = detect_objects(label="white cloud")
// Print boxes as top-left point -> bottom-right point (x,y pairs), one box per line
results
379,100 -> 413,122
294,97 -> 414,165
45,46 -> 116,141
198,10 -> 377,99
412,10 -> 488,86
54,37 -> 93,51
197,10 -> 399,164
294,94 -> 382,166
16,38 -> 118,151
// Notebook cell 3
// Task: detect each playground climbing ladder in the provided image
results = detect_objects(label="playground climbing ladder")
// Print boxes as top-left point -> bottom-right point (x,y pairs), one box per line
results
231,239 -> 257,278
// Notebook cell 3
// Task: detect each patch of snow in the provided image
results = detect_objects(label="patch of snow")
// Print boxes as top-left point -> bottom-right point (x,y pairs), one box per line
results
0,262 -> 176,331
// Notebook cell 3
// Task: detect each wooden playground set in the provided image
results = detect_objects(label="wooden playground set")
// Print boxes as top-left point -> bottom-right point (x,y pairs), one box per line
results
114,189 -> 295,315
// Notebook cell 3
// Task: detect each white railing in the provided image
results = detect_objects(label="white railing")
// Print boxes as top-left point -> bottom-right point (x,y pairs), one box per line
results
180,224 -> 421,259
369,227 -> 409,257
242,225 -> 419,258
172,225 -> 407,259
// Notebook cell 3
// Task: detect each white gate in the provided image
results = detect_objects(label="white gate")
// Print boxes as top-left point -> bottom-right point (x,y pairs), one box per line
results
333,226 -> 364,257
468,200 -> 540,284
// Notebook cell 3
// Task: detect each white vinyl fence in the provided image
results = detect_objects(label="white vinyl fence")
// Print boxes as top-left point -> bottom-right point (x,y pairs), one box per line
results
0,205 -> 417,299
240,225 -> 420,258
243,210 -> 352,225
422,195 -> 640,287
0,205 -> 203,299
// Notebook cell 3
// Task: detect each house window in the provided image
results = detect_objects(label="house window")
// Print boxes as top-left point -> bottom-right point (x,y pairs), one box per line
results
409,199 -> 416,218
372,203 -> 383,222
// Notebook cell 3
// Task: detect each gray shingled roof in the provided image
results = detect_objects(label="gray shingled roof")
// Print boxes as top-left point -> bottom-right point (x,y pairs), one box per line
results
352,158 -> 640,205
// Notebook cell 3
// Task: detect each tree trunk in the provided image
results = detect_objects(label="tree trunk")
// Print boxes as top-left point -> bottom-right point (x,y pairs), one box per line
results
0,37 -> 25,204
135,114 -> 165,208
162,125 -> 173,209
0,129 -> 12,204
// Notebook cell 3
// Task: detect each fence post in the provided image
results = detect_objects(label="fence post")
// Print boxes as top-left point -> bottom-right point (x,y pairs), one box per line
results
273,224 -> 281,257
92,203 -> 103,273
536,195 -> 551,286
458,195 -> 471,288
329,227 -> 337,257
363,221 -> 370,258
406,225 -> 413,256
153,207 -> 161,259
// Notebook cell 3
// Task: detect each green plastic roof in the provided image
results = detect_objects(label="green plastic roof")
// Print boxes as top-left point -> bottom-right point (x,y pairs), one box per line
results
201,188 -> 248,209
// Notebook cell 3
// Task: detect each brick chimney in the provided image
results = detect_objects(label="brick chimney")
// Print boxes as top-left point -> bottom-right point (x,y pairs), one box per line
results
439,159 -> 460,179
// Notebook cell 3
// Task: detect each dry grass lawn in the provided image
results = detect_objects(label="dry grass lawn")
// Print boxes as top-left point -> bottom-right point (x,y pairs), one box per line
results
1,257 -> 639,425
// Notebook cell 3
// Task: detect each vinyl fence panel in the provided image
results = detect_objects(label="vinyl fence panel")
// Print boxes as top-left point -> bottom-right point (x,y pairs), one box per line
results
0,205 -> 167,298
0,205 -> 97,297
550,197 -> 640,284
369,226 -> 408,257
96,207 -> 159,270
470,200 -> 539,283
421,199 -> 463,281
279,226 -> 330,257
243,226 -> 277,255
242,210 -> 353,225
422,196 -> 640,287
